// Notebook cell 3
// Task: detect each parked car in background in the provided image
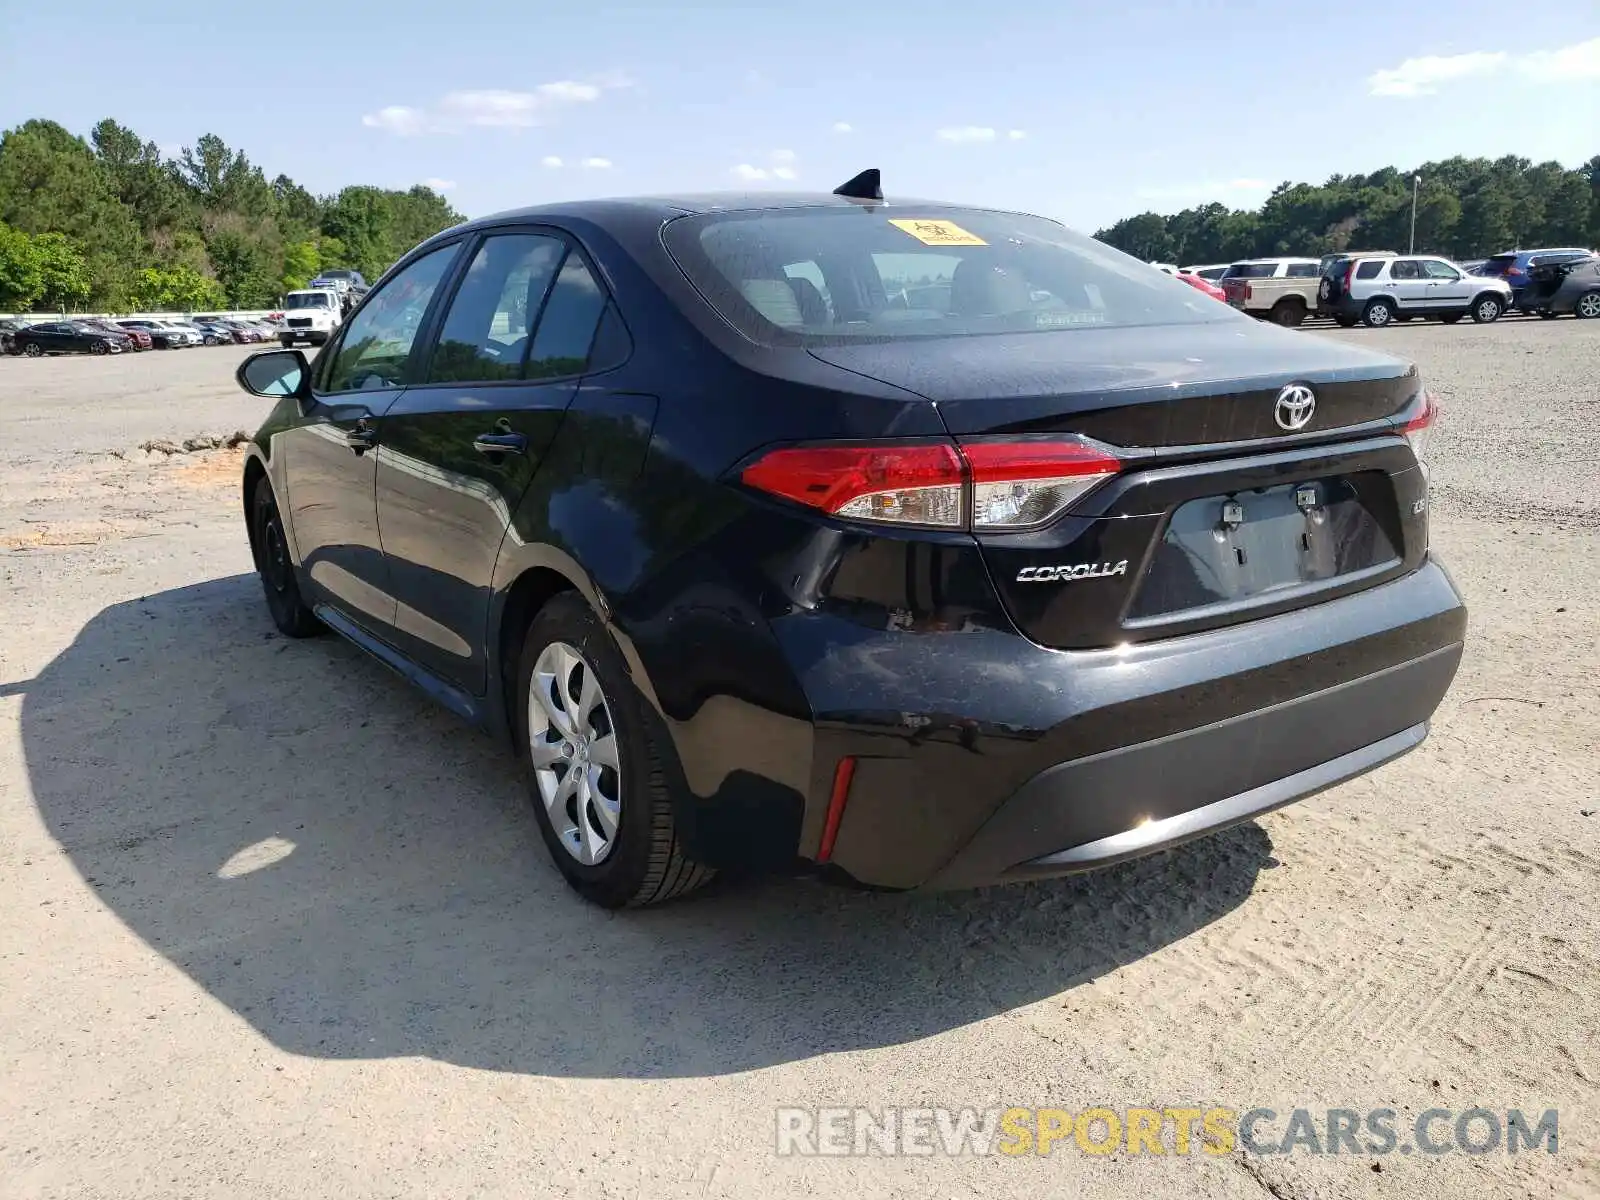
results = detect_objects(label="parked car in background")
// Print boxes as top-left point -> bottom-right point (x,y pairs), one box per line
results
185,319 -> 233,345
11,321 -> 133,356
83,319 -> 152,350
1458,259 -> 1487,275
1180,263 -> 1230,281
0,317 -> 30,354
1527,256 -> 1600,319
1476,248 -> 1597,312
1322,255 -> 1511,328
219,318 -> 268,343
1176,271 -> 1227,303
230,186 -> 1464,908
1315,252 -> 1398,319
116,319 -> 189,349
1220,258 -> 1323,326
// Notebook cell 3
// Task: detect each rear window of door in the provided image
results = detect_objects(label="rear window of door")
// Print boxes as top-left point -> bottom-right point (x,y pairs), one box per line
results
1356,260 -> 1386,280
424,233 -> 566,384
525,252 -> 608,379
1284,263 -> 1318,277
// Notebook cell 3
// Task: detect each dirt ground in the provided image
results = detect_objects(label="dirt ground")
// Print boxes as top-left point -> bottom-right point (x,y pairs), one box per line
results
1,324 -> 1596,1200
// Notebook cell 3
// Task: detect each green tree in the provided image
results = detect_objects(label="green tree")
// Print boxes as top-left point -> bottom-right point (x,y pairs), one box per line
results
32,232 -> 91,310
281,239 -> 321,291
129,265 -> 227,311
0,221 -> 44,309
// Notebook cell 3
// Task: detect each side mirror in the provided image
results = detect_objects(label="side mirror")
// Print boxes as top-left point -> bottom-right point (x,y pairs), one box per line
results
236,349 -> 309,400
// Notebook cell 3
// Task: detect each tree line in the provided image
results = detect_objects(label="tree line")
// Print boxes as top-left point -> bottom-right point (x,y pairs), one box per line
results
0,118 -> 465,313
1095,155 -> 1600,266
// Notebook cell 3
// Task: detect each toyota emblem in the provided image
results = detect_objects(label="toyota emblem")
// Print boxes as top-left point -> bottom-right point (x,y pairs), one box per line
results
1274,383 -> 1316,431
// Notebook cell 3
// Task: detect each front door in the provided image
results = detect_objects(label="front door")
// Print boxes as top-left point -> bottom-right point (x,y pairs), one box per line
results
283,241 -> 462,633
1421,259 -> 1470,309
375,230 -> 610,694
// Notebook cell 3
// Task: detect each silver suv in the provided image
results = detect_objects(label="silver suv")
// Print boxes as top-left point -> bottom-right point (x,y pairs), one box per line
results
1321,255 -> 1512,328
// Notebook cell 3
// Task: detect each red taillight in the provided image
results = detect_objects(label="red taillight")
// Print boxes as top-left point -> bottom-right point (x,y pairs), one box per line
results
962,439 -> 1121,529
739,437 -> 1121,531
1244,283 -> 1253,301
1343,262 -> 1357,292
1401,390 -> 1438,465
738,443 -> 965,527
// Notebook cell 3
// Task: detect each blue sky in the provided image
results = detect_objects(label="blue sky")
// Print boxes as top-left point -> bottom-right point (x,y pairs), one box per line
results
2,1 -> 1596,231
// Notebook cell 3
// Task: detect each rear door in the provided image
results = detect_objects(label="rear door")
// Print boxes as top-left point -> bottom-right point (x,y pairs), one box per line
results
1386,259 -> 1429,311
374,228 -> 610,694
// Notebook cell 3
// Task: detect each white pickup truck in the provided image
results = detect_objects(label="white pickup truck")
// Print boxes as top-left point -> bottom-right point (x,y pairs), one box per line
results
278,288 -> 343,347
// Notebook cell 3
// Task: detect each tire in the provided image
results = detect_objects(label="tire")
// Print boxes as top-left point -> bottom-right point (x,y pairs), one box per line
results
1575,290 -> 1600,320
1268,298 -> 1306,328
515,593 -> 714,908
90,340 -> 110,355
1470,294 -> 1504,324
280,336 -> 295,348
1361,298 -> 1395,328
250,475 -> 322,638
22,342 -> 42,357
1334,315 -> 1358,328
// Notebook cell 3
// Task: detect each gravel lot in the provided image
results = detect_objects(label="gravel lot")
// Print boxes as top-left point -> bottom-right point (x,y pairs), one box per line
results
1,322 -> 1596,1200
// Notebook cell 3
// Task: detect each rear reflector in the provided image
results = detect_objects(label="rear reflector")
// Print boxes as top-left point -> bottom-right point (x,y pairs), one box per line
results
740,437 -> 1121,531
817,756 -> 856,863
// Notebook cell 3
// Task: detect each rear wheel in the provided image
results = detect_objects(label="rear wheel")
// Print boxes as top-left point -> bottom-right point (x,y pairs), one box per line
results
1268,298 -> 1306,328
1471,294 -> 1504,323
1575,290 -> 1600,320
1361,298 -> 1395,328
280,336 -> 295,348
90,340 -> 110,355
516,594 -> 714,908
250,476 -> 322,638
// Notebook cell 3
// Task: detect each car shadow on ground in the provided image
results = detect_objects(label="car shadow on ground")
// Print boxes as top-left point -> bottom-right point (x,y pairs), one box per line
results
21,575 -> 1272,1079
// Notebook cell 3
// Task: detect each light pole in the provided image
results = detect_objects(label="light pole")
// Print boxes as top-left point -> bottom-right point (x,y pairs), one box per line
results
1409,174 -> 1420,254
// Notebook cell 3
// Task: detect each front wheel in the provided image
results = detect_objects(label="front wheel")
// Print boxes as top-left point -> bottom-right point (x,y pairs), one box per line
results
250,476 -> 323,638
90,340 -> 110,355
22,342 -> 43,357
1361,298 -> 1395,328
1575,290 -> 1600,320
516,594 -> 714,908
1471,294 -> 1504,323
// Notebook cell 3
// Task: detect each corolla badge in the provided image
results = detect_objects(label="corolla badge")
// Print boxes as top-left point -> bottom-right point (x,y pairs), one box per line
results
1274,383 -> 1317,431
1016,561 -> 1129,583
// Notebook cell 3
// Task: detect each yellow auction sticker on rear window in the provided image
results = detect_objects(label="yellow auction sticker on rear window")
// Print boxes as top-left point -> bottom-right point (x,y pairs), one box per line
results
889,218 -> 988,246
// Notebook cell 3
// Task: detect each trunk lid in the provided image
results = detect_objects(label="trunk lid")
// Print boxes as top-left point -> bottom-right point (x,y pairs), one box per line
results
810,324 -> 1427,649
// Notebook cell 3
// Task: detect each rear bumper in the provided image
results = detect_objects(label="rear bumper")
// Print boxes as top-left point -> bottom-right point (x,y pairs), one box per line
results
773,558 -> 1465,890
923,645 -> 1455,889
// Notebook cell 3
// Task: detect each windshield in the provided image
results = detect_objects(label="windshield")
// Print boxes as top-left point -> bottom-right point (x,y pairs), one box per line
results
663,206 -> 1236,345
285,292 -> 334,309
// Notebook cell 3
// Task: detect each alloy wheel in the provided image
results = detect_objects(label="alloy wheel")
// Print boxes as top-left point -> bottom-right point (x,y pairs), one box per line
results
527,641 -> 622,866
1577,293 -> 1600,319
23,343 -> 42,357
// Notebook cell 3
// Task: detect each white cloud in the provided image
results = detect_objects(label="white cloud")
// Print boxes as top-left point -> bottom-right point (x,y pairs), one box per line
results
541,155 -> 563,168
361,74 -> 624,134
1135,178 -> 1270,201
1517,36 -> 1600,81
1368,38 -> 1600,97
581,156 -> 613,169
731,150 -> 801,184
1367,51 -> 1507,97
1007,129 -> 1027,140
421,177 -> 456,191
832,121 -> 853,134
937,125 -> 997,143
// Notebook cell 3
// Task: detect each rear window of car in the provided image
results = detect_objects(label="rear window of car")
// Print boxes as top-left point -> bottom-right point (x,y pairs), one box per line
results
1356,260 -> 1385,280
1480,255 -> 1518,275
1223,263 -> 1280,279
663,207 -> 1233,345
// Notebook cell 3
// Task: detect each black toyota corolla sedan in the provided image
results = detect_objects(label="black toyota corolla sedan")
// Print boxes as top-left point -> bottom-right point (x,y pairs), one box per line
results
233,172 -> 1467,908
